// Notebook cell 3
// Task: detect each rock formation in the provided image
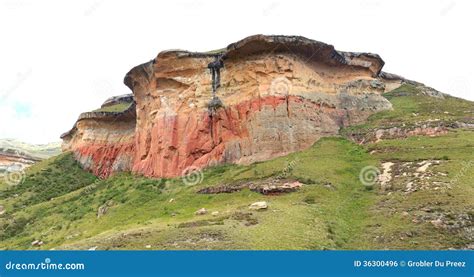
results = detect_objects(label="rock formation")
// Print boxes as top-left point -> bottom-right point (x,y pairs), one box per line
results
62,35 -> 406,179
61,94 -> 136,178
0,139 -> 61,175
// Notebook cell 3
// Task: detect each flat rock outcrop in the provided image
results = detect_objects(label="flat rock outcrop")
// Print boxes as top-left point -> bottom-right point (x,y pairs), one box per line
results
63,35 -> 402,178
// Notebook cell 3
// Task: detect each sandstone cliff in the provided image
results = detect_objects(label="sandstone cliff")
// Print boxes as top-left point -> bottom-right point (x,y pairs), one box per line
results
60,95 -> 136,178
63,35 -> 406,178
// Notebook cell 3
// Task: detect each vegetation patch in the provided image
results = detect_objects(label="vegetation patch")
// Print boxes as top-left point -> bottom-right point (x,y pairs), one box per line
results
93,102 -> 132,113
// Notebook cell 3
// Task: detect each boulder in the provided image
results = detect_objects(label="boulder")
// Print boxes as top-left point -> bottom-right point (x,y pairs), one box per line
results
430,219 -> 444,228
249,201 -> 268,210
97,200 -> 114,218
31,240 -> 44,247
195,208 -> 208,215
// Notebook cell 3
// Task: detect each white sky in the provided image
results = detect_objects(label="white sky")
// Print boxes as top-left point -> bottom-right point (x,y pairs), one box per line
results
1,0 -> 473,144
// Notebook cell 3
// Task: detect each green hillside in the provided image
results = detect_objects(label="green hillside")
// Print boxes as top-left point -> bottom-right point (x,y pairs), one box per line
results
0,85 -> 473,250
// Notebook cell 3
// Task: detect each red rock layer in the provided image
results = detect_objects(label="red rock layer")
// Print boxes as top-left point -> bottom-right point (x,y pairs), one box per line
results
61,105 -> 136,178
73,142 -> 135,179
133,95 -> 348,178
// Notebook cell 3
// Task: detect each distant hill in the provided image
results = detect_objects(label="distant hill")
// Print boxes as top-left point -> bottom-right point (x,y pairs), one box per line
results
0,139 -> 61,173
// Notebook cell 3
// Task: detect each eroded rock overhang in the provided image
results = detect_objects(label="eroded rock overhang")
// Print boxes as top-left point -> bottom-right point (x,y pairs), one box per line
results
64,34 -> 402,179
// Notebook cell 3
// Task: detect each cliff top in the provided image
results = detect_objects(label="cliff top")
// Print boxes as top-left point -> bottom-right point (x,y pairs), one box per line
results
124,34 -> 385,91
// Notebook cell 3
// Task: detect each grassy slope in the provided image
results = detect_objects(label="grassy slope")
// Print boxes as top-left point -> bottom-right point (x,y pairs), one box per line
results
342,84 -> 473,135
349,84 -> 474,249
0,84 -> 472,250
0,138 -> 376,250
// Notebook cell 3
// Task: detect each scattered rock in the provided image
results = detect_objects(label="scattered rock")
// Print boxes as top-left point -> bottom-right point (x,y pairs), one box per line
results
97,200 -> 114,218
373,235 -> 385,243
455,121 -> 474,129
145,245 -> 151,249
401,211 -> 410,217
31,240 -> 44,247
419,86 -> 445,99
249,201 -> 268,210
375,160 -> 448,195
169,198 -> 175,203
323,182 -> 335,190
88,246 -> 98,251
465,243 -> 474,250
0,205 -> 5,215
198,179 -> 304,195
405,182 -> 414,192
211,211 -> 219,216
260,181 -> 303,194
365,124 -> 450,144
195,208 -> 208,215
430,219 -> 444,228
97,206 -> 108,218
378,162 -> 394,190
416,162 -> 432,173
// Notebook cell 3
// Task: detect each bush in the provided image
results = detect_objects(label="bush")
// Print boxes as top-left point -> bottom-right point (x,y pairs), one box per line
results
1,216 -> 30,239
0,153 -> 97,209
303,195 -> 316,204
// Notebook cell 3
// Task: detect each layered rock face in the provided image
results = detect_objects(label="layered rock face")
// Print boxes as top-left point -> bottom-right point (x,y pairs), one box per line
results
0,139 -> 61,174
64,35 -> 401,178
61,95 -> 136,178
